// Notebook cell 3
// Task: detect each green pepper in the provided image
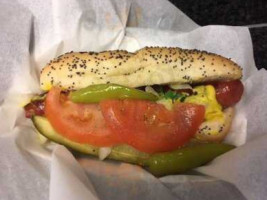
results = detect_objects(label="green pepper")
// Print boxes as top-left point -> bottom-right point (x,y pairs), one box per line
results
110,143 -> 234,176
144,143 -> 235,176
70,84 -> 158,103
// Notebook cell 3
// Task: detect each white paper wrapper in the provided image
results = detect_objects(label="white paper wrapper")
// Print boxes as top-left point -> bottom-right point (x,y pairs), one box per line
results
0,0 -> 266,200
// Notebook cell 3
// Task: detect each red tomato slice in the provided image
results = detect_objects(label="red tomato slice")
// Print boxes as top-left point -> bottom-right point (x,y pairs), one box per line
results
100,100 -> 205,153
45,87 -> 121,146
214,80 -> 244,108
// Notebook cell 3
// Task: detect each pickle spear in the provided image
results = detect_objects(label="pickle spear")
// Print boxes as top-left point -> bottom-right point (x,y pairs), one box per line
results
32,116 -> 234,176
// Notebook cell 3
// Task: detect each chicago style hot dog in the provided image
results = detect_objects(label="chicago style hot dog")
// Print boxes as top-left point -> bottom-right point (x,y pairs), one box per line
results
24,47 -> 243,176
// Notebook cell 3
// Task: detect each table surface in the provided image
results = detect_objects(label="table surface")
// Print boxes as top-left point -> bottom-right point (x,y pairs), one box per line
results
169,0 -> 267,70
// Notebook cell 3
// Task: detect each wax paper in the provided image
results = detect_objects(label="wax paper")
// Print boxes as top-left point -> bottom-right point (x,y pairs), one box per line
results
0,0 -> 266,200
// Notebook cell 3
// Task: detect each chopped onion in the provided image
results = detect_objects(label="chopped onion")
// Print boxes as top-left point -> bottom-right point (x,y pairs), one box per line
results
98,147 -> 112,160
156,99 -> 173,110
145,86 -> 159,97
169,83 -> 192,90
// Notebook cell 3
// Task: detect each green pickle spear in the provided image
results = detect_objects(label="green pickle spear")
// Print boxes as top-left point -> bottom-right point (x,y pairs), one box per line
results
32,116 -> 235,176
70,84 -> 158,103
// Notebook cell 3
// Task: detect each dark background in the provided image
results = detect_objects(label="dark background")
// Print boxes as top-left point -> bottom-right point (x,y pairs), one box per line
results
169,0 -> 267,70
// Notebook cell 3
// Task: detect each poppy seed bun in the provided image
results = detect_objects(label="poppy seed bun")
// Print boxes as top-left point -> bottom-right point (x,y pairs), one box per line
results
194,107 -> 234,142
40,47 -> 242,91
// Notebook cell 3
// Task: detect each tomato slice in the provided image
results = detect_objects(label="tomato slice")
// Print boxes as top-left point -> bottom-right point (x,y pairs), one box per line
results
45,87 -> 121,146
100,100 -> 205,153
213,80 -> 244,108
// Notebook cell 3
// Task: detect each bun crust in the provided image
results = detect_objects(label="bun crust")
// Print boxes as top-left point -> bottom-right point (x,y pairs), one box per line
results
40,47 -> 242,91
195,107 -> 235,142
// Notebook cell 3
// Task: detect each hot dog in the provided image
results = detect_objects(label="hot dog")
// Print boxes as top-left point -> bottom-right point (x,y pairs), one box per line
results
25,47 -> 243,175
